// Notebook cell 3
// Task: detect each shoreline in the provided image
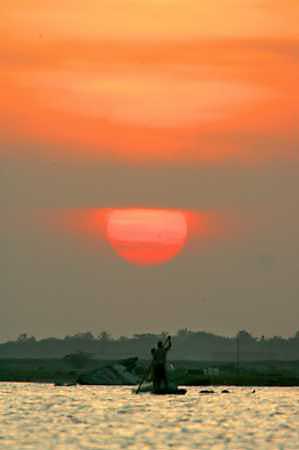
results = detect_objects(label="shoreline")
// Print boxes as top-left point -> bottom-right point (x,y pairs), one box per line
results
1,381 -> 299,387
1,375 -> 299,388
1,357 -> 299,387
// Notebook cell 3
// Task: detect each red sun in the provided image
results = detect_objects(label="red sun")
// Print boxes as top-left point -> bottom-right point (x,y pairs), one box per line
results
106,208 -> 188,266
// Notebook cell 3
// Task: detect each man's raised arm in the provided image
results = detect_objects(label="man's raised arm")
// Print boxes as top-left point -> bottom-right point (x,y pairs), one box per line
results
164,336 -> 172,351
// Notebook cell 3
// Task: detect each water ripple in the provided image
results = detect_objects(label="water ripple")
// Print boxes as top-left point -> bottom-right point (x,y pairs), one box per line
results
1,384 -> 299,449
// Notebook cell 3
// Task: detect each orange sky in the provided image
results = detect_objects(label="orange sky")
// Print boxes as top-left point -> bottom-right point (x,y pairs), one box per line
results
1,0 -> 298,163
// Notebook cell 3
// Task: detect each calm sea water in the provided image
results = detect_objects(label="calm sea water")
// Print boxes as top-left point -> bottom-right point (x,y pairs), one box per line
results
1,383 -> 299,449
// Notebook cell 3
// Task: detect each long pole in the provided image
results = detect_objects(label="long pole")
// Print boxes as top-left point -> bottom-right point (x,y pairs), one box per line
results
136,362 -> 152,394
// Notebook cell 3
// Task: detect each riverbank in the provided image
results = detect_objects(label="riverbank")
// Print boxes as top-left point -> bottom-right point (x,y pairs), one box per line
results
1,358 -> 299,386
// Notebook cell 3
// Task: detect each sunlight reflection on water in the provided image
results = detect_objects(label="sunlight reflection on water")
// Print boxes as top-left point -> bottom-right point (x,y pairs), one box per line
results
1,384 -> 299,449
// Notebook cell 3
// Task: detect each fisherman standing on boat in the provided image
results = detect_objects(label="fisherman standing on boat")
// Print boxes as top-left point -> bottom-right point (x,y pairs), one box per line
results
152,336 -> 172,392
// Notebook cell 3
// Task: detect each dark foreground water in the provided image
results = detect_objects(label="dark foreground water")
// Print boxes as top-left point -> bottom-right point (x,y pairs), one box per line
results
1,383 -> 299,449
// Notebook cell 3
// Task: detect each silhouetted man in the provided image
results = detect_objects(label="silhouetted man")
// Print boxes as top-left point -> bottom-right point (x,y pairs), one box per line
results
152,336 -> 172,391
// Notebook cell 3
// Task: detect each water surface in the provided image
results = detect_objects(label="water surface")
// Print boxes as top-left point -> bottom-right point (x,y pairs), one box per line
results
1,384 -> 299,449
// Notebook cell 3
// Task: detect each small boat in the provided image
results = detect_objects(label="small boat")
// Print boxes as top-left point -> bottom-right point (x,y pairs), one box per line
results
152,387 -> 187,395
134,382 -> 187,395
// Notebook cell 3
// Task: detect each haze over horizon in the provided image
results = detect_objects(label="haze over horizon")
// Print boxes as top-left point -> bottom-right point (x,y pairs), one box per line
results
1,0 -> 298,341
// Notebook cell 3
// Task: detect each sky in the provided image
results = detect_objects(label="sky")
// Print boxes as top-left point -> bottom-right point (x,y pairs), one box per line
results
0,0 -> 299,341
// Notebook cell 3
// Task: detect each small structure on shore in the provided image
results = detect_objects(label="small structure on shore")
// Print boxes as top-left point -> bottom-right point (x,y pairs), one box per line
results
77,357 -> 142,385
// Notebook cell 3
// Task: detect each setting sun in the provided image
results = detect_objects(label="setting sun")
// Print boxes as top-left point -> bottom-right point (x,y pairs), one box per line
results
42,207 -> 227,266
106,208 -> 188,266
